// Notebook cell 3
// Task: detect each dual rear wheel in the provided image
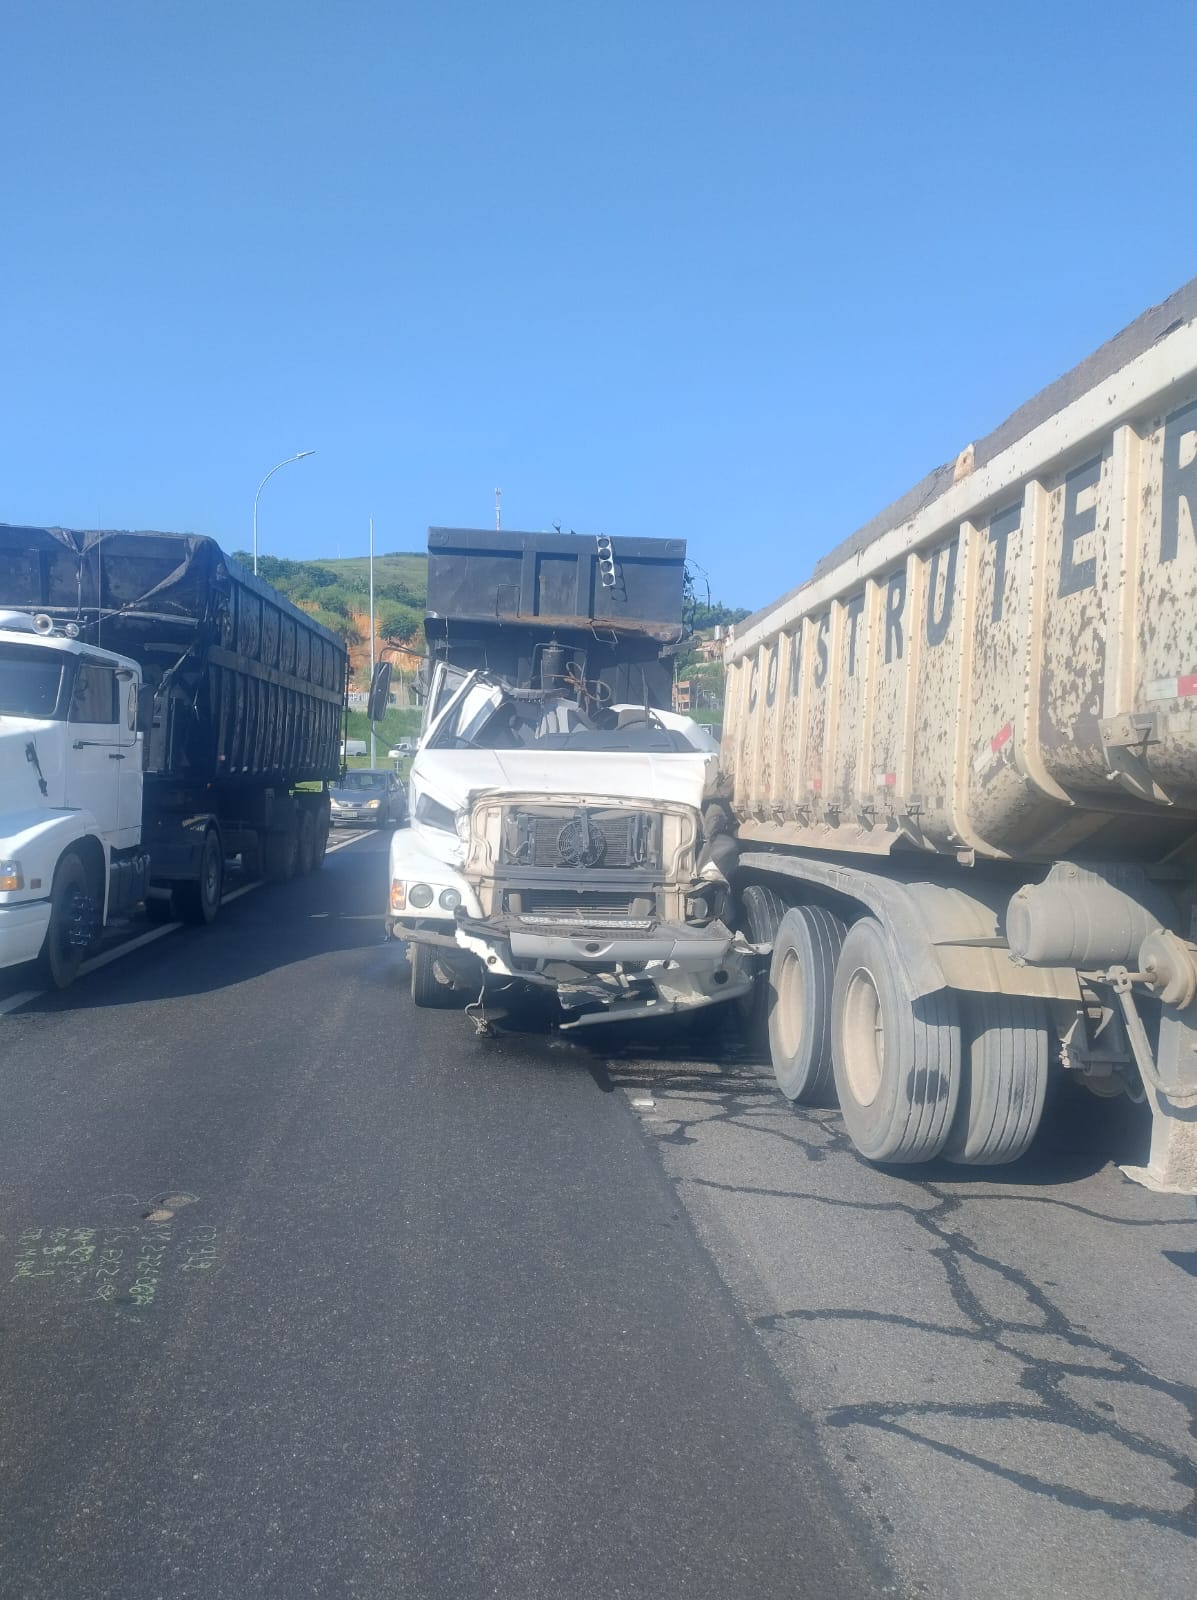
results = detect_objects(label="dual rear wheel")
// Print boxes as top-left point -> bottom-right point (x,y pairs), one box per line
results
758,902 -> 1050,1166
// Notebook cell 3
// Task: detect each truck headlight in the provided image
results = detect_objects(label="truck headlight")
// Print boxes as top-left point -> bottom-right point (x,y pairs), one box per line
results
408,883 -> 434,908
439,888 -> 461,911
0,860 -> 24,891
686,887 -> 725,923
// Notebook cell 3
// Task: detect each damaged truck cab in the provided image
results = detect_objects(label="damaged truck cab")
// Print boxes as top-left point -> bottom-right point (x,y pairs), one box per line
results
386,665 -> 750,1026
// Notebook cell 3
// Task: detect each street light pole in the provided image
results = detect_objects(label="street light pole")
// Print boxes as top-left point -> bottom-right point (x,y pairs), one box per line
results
252,450 -> 315,576
369,516 -> 376,767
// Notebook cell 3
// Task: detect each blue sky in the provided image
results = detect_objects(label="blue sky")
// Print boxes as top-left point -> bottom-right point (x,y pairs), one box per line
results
2,0 -> 1194,609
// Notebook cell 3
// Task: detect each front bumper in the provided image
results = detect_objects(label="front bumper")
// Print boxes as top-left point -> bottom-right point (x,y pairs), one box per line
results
0,898 -> 51,971
453,913 -> 751,1027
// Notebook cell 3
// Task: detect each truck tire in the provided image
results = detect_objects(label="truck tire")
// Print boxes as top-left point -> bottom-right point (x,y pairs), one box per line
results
296,809 -> 317,876
944,994 -> 1049,1164
263,815 -> 298,883
410,942 -> 462,1008
175,828 -> 224,925
831,917 -> 961,1163
37,851 -> 94,990
767,905 -> 846,1104
735,883 -> 788,1049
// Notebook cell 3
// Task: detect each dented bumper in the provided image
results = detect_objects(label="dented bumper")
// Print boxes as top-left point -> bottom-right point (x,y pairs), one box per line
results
453,912 -> 751,1026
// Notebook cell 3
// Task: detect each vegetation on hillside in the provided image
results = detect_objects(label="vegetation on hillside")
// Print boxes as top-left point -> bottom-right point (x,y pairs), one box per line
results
232,551 -> 426,647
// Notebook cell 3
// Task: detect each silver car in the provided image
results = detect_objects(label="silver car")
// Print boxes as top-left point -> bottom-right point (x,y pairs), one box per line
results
329,769 -> 408,828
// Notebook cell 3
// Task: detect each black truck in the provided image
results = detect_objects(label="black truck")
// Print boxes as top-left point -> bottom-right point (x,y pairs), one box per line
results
0,525 -> 347,985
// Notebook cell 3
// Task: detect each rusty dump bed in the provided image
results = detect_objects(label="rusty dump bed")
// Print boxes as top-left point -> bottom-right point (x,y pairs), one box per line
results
0,526 -> 347,786
724,277 -> 1197,865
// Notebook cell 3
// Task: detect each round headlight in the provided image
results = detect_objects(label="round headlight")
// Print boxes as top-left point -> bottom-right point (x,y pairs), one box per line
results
438,888 -> 461,912
407,883 -> 434,909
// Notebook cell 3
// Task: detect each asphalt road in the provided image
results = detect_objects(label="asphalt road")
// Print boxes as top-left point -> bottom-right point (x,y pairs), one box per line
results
0,832 -> 890,1600
1,832 -> 1193,1599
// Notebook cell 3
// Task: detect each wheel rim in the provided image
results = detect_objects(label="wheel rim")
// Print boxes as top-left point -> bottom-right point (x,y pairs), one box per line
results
842,965 -> 884,1107
774,947 -> 806,1060
203,843 -> 220,906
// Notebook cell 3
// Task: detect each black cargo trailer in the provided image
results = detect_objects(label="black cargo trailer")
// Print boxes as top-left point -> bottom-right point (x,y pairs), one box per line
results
0,524 -> 347,930
423,527 -> 687,707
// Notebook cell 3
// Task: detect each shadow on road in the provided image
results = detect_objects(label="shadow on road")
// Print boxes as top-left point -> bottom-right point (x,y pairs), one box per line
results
2,839 -> 392,1014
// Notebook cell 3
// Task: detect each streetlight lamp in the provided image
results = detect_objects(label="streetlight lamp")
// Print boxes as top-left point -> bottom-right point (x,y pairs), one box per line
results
252,450 -> 315,576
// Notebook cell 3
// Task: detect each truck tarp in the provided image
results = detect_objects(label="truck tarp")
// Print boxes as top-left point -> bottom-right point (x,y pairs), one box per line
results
0,525 -> 346,787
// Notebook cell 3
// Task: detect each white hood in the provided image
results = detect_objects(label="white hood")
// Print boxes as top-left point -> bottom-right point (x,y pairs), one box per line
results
412,747 -> 713,814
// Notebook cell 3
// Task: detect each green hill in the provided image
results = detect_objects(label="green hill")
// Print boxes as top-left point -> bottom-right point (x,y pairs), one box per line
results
232,550 -> 427,647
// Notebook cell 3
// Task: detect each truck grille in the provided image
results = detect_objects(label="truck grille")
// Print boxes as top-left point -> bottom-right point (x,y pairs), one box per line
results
509,888 -> 656,924
502,807 -> 660,871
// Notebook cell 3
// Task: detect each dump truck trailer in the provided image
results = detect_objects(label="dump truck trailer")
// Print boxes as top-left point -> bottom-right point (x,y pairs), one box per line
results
720,278 -> 1197,1193
423,526 -> 689,708
0,526 -> 347,987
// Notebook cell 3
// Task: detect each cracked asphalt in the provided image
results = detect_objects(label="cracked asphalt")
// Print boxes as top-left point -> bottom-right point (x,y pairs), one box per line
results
580,1022 -> 1197,1599
1,829 -> 1193,1598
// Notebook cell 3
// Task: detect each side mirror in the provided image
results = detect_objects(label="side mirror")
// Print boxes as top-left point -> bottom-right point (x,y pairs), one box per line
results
367,661 -> 392,723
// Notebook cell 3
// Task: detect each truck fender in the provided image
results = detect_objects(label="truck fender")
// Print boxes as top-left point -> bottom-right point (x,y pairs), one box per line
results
387,828 -> 483,919
1,812 -> 110,916
737,851 -> 1080,1004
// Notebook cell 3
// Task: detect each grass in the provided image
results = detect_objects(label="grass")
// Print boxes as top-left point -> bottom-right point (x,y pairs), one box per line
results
305,553 -> 427,593
344,706 -> 422,745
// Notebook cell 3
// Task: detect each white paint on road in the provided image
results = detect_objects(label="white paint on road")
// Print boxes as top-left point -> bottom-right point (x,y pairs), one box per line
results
0,989 -> 41,1017
78,921 -> 183,976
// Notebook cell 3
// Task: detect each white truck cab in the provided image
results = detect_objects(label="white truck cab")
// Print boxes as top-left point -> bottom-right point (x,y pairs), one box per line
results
0,610 -> 147,983
385,665 -> 750,1026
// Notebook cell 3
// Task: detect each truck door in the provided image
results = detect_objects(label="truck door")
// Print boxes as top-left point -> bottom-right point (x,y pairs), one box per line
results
63,659 -> 121,838
421,662 -> 470,736
114,672 -> 143,848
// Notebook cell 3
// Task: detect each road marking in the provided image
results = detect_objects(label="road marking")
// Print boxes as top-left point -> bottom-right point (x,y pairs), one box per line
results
77,922 -> 183,977
219,882 -> 260,906
0,989 -> 41,1017
1,830 -> 374,1014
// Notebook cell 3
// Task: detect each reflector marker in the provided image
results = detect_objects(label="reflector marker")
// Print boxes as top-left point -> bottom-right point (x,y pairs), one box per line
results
1146,673 -> 1197,701
973,722 -> 1013,778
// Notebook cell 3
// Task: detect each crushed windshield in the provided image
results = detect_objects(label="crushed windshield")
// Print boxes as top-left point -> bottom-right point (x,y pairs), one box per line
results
0,645 -> 68,719
433,683 -> 703,754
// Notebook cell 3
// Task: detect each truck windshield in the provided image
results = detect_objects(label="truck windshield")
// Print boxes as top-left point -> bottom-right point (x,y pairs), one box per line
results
0,644 -> 68,719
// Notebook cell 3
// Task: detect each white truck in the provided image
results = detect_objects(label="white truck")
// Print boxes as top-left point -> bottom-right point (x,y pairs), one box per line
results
383,528 -> 751,1026
0,526 -> 346,988
385,663 -> 749,1024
